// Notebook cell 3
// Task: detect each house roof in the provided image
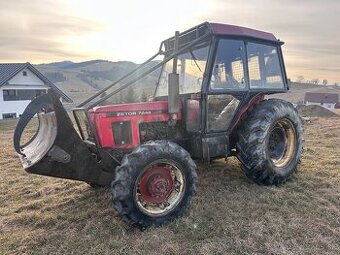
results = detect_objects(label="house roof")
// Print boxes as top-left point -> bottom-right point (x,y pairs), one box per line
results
0,62 -> 73,103
305,92 -> 339,104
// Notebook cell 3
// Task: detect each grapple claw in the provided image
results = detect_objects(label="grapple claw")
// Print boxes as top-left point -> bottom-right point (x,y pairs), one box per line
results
13,90 -> 114,186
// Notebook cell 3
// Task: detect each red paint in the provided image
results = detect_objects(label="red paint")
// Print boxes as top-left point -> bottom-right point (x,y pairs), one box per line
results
230,93 -> 265,131
186,99 -> 200,130
138,165 -> 174,204
187,100 -> 199,122
89,101 -> 182,148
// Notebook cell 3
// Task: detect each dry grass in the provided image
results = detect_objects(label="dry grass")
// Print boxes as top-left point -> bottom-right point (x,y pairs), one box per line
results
0,118 -> 339,255
332,109 -> 340,115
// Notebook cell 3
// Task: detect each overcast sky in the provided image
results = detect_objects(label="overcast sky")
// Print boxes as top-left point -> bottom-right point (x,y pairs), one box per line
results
0,0 -> 339,83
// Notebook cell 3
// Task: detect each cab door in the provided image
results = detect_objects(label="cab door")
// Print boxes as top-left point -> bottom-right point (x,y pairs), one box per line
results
202,38 -> 248,160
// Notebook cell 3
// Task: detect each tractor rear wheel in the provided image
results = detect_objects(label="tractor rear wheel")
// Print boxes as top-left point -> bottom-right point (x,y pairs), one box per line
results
111,140 -> 198,229
236,99 -> 303,185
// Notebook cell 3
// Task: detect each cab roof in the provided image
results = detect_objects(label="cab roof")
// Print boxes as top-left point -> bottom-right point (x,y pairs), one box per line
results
208,22 -> 279,42
161,22 -> 282,53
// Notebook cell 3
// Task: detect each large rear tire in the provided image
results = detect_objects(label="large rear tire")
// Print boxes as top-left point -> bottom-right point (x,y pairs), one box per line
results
236,99 -> 303,185
111,140 -> 198,229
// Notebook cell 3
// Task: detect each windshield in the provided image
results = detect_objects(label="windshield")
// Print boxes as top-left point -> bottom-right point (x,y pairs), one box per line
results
155,42 -> 210,97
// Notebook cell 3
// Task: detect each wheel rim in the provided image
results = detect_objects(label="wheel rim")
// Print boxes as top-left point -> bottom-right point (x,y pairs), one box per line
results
268,118 -> 296,168
134,159 -> 186,216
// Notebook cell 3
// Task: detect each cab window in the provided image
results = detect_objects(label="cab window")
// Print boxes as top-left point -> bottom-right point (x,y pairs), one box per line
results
156,43 -> 210,97
210,39 -> 246,90
247,43 -> 284,89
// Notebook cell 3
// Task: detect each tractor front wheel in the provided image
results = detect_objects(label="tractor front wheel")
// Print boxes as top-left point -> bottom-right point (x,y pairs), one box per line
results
236,99 -> 303,185
111,141 -> 198,229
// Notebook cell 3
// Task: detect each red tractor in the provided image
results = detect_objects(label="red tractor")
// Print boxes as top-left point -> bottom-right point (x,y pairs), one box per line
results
14,22 -> 303,229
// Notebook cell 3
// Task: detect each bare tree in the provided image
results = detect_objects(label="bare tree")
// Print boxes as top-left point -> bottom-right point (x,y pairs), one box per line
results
140,91 -> 148,102
125,86 -> 137,103
311,78 -> 319,85
297,75 -> 304,83
322,79 -> 328,86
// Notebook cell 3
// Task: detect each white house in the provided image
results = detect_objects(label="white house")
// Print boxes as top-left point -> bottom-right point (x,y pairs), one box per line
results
304,92 -> 339,110
0,63 -> 72,119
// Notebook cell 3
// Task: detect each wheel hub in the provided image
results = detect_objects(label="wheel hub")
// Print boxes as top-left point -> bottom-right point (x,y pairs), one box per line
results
147,174 -> 170,197
134,159 -> 186,217
268,118 -> 296,168
269,127 -> 286,160
139,166 -> 174,204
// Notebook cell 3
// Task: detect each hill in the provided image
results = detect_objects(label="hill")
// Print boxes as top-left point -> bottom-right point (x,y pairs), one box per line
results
35,60 -> 160,107
38,60 -> 109,69
268,82 -> 340,104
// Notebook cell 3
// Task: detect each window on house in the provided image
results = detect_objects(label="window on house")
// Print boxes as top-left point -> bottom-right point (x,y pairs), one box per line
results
3,89 -> 46,101
3,89 -> 16,100
2,113 -> 17,119
23,71 -> 27,76
3,89 -> 16,96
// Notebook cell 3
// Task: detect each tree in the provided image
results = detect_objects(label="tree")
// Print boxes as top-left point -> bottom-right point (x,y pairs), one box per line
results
311,78 -> 319,85
322,79 -> 328,86
140,91 -> 148,102
125,86 -> 137,103
297,75 -> 304,83
118,91 -> 124,103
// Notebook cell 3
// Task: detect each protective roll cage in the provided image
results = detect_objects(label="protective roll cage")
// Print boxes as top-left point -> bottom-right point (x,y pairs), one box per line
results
73,22 -> 213,146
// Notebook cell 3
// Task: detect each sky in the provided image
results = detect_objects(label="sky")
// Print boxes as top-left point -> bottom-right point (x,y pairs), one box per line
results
0,0 -> 339,83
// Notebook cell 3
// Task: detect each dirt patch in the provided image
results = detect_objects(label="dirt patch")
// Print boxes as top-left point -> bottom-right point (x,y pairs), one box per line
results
297,105 -> 339,117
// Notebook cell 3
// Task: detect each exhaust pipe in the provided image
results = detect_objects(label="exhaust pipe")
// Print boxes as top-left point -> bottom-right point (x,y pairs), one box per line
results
13,90 -> 113,186
168,31 -> 180,125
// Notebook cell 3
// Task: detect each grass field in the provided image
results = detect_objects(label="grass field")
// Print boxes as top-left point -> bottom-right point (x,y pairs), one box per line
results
0,117 -> 339,254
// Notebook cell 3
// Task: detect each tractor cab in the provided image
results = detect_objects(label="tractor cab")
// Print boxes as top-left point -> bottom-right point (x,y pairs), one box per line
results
73,22 -> 288,160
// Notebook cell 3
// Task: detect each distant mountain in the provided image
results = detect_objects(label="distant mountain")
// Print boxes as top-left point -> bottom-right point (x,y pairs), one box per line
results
37,60 -> 109,69
78,61 -> 160,82
34,59 -> 161,105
